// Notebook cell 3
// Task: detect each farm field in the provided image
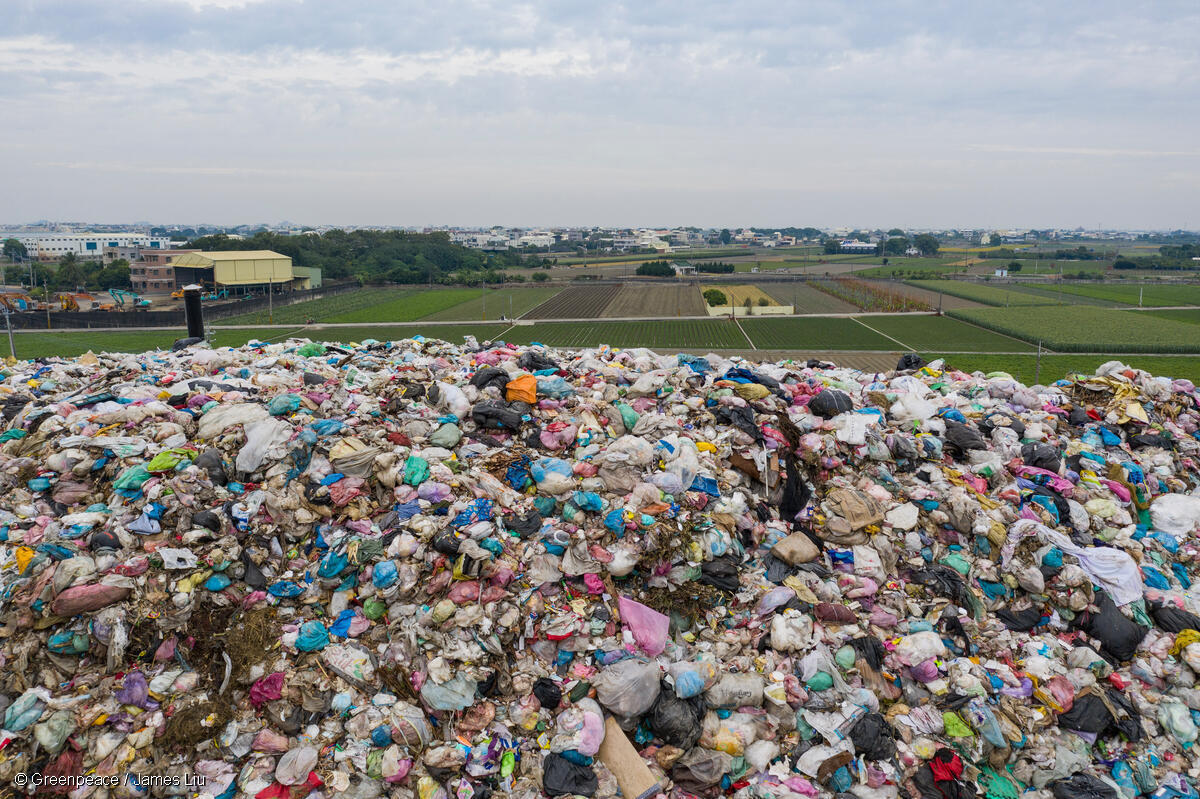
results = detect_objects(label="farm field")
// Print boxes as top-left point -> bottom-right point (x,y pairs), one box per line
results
505,320 -> 747,349
808,279 -> 931,312
740,317 -> 895,350
604,283 -> 707,317
1035,283 -> 1200,307
864,315 -> 1036,352
524,285 -> 621,319
882,282 -> 985,310
12,323 -> 512,358
1143,309 -> 1200,325
935,354 -> 1200,386
947,306 -> 1200,353
705,284 -> 779,308
422,286 -> 563,321
220,287 -> 419,325
998,284 -> 1124,307
906,280 -> 1060,307
759,283 -> 859,314
850,257 -> 969,278
319,289 -> 479,323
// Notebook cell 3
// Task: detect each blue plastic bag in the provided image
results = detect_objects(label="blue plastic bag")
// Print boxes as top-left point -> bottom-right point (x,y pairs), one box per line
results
572,491 -> 605,512
296,621 -> 330,652
373,560 -> 399,589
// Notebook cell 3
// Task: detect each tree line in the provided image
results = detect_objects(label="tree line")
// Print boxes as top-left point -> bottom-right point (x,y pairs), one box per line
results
188,230 -> 549,284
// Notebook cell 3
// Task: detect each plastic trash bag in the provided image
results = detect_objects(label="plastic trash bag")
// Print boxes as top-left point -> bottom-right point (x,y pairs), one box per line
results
618,596 -> 670,656
592,659 -> 660,717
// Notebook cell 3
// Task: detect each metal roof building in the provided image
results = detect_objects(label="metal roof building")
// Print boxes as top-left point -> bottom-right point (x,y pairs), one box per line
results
172,250 -> 294,291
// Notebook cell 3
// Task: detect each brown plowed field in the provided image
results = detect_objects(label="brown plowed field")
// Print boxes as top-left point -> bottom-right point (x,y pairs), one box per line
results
604,283 -> 707,317
523,284 -> 622,319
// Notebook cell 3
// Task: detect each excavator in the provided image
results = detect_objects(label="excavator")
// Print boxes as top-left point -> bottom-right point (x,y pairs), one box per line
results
108,288 -> 151,310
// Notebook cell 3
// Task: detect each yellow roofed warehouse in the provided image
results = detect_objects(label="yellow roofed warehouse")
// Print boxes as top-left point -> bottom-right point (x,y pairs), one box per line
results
171,250 -> 294,294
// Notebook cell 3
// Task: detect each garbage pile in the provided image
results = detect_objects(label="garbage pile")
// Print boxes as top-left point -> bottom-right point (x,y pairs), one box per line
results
4,338 -> 1200,799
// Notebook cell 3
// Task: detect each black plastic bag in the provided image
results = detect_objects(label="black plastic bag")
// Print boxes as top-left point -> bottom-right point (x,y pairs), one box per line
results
518,350 -> 559,372
532,678 -> 562,709
1022,442 -> 1062,472
240,550 -> 267,590
1151,602 -> 1200,634
649,681 -> 705,749
1072,591 -> 1147,662
1130,433 -> 1174,450
472,400 -> 525,430
943,421 -> 986,456
698,557 -> 740,592
995,605 -> 1044,632
979,411 -> 1026,439
849,713 -> 896,761
1057,687 -> 1142,742
808,389 -> 852,419
1068,407 -> 1092,426
911,749 -> 970,799
192,508 -> 223,532
1050,773 -> 1120,799
779,453 -> 812,525
715,406 -> 763,442
542,752 -> 597,797
506,510 -> 543,538
195,448 -> 228,486
431,529 -> 463,555
470,367 -> 510,392
896,353 -> 926,371
847,636 -> 886,671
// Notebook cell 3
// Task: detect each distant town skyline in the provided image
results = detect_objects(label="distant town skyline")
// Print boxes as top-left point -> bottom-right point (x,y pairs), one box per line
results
2,1 -> 1197,228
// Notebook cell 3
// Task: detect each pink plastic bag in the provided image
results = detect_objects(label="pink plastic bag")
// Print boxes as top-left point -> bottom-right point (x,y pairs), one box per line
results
618,596 -> 670,656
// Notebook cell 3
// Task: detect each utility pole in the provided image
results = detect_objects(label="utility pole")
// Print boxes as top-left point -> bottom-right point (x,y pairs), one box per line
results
2,307 -> 13,360
1035,341 -> 1043,385
44,277 -> 51,329
481,280 -> 487,320
268,275 -> 273,324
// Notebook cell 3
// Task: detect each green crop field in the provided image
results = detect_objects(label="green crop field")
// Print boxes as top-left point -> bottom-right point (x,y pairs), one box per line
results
504,320 -> 747,349
318,289 -> 481,323
852,258 -> 968,278
219,287 -> 420,325
421,286 -> 564,321
995,284 -> 1122,307
933,354 -> 1200,386
863,315 -> 1036,352
907,280 -> 1060,306
1144,309 -> 1200,325
740,317 -> 895,350
15,324 -> 512,359
947,306 -> 1200,353
1036,283 -> 1200,307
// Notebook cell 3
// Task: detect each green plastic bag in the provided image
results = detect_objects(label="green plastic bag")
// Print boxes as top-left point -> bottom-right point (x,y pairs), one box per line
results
942,711 -> 974,738
145,448 -> 195,473
403,456 -> 430,486
297,342 -> 326,357
114,465 -> 152,491
615,403 -> 639,432
268,393 -> 302,416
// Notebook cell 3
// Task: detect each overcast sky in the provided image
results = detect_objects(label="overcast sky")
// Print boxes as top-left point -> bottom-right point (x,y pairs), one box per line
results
2,0 -> 1197,229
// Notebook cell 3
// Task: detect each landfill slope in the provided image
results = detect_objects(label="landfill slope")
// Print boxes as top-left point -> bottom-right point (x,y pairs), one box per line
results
3,339 -> 1200,799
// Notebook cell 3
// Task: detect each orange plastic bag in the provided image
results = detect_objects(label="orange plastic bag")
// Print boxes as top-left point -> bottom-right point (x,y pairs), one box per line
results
506,374 -> 538,404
